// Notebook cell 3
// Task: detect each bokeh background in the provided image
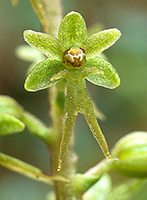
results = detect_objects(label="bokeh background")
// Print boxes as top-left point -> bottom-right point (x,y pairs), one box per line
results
0,0 -> 147,199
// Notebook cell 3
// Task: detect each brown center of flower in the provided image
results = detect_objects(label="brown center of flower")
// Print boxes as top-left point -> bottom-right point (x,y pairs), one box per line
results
62,46 -> 86,69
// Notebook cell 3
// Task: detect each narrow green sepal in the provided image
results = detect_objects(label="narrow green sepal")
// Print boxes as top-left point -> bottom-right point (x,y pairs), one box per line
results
0,114 -> 25,136
23,30 -> 66,59
83,28 -> 121,58
58,11 -> 87,48
24,58 -> 65,92
85,57 -> 120,89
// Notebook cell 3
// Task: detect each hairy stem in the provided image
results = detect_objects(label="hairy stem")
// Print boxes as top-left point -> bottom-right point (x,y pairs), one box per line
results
29,0 -> 63,35
29,0 -> 79,199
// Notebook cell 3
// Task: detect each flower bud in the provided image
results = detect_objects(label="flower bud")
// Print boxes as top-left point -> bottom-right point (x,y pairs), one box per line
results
111,131 -> 147,178
62,46 -> 86,69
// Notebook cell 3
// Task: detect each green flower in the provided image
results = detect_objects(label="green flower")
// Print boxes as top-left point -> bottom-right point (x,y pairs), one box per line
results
23,11 -> 121,171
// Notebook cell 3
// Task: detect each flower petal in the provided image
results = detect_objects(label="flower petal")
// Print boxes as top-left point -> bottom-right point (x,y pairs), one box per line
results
24,58 -> 65,92
58,11 -> 87,48
83,28 -> 121,58
23,30 -> 66,59
85,57 -> 120,89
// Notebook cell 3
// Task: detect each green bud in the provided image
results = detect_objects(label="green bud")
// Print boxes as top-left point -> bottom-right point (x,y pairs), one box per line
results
112,131 -> 147,178
62,46 -> 86,69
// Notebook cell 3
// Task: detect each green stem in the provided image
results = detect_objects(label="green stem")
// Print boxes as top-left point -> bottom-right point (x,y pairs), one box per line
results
21,111 -> 51,145
0,152 -> 69,185
85,159 -> 114,177
29,0 -> 63,35
29,1 -> 79,199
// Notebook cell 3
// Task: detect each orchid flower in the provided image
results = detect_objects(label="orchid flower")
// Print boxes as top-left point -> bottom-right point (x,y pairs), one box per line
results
23,11 -> 121,171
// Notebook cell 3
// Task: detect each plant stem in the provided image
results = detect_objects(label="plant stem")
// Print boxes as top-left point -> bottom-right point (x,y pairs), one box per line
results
29,0 -> 62,35
29,0 -> 79,199
85,159 -> 114,177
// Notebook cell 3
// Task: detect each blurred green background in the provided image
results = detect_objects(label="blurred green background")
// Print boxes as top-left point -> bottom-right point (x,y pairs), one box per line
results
0,0 -> 147,199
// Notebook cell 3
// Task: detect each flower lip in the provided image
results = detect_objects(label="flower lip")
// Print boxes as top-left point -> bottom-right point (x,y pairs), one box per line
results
62,46 -> 86,69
